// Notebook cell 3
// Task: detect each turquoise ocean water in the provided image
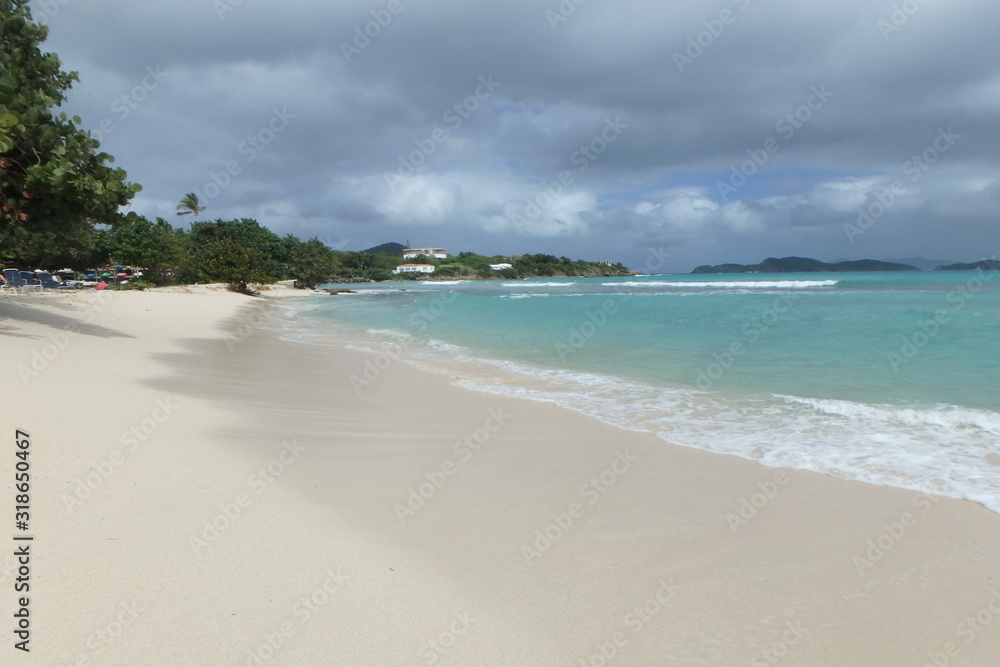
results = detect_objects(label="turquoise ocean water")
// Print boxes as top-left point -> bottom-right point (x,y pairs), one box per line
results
280,270 -> 1000,511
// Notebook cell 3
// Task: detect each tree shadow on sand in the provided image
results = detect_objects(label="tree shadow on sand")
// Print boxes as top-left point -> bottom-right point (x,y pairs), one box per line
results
0,301 -> 134,340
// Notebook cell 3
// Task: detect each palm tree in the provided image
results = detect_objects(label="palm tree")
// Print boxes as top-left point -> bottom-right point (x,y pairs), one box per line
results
176,192 -> 206,217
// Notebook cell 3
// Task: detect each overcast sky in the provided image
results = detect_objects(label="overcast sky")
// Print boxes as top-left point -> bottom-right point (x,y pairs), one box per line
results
31,0 -> 1000,271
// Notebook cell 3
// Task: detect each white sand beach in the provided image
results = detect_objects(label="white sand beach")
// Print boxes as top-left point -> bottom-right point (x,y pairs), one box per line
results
2,287 -> 999,665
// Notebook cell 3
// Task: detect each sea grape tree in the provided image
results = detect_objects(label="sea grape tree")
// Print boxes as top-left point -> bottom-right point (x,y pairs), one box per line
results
0,0 -> 140,252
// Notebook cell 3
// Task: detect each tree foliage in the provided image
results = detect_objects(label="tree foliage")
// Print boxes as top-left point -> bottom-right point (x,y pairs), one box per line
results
0,0 -> 140,248
104,214 -> 183,284
179,218 -> 286,290
431,252 -> 632,279
287,236 -> 339,288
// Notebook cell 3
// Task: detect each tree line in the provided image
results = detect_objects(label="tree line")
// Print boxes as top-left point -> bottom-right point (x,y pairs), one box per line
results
25,214 -> 403,292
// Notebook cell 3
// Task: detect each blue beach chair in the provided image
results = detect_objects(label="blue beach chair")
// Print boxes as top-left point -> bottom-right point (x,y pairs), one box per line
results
37,271 -> 73,289
19,272 -> 42,292
2,269 -> 27,293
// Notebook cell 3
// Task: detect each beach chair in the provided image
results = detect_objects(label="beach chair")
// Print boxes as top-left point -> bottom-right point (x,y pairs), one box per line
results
2,269 -> 27,294
37,271 -> 73,289
18,272 -> 42,292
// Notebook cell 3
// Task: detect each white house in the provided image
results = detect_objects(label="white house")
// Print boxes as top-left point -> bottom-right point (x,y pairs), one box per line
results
489,263 -> 513,270
392,264 -> 436,275
403,247 -> 448,260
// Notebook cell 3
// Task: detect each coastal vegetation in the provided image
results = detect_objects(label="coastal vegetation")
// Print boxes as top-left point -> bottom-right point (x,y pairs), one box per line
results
397,251 -> 633,280
1,210 -> 632,291
1,0 -> 140,264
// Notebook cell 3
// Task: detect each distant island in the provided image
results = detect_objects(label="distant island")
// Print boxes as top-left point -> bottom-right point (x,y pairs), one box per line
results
934,260 -> 1000,271
692,257 -> 921,274
882,257 -> 958,271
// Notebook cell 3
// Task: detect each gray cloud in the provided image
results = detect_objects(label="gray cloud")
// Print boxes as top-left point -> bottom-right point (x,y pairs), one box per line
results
33,0 -> 1000,271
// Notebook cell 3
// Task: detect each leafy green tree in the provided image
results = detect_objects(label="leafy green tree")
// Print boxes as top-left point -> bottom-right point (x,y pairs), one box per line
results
431,264 -> 463,277
288,237 -> 339,288
0,0 -> 140,249
452,252 -> 490,271
105,214 -> 183,284
198,236 -> 274,294
338,250 -> 399,278
177,218 -> 284,292
175,192 -> 205,218
364,267 -> 393,281
2,223 -> 103,268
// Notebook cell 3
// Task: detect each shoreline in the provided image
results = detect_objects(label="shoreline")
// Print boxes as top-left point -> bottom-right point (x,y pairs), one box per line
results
2,287 -> 1000,664
283,287 -> 1000,516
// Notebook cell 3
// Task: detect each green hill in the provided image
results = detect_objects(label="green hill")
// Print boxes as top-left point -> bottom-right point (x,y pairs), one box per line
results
693,256 -> 920,273
934,260 -> 1000,271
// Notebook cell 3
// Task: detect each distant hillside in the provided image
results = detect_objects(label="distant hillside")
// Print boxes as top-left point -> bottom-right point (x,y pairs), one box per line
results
882,257 -> 958,271
693,256 -> 920,274
935,259 -> 1000,271
361,242 -> 405,257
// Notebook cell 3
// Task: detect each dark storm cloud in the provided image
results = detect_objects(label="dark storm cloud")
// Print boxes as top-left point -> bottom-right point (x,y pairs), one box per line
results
31,0 -> 1000,270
